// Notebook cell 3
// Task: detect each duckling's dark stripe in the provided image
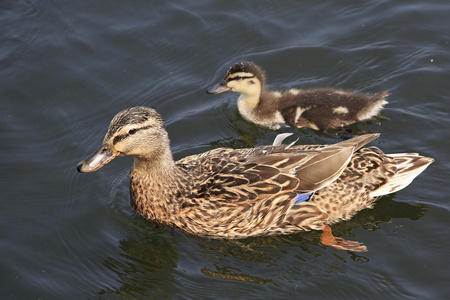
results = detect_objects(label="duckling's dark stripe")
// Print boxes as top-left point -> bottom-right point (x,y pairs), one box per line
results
112,125 -> 153,145
228,75 -> 255,82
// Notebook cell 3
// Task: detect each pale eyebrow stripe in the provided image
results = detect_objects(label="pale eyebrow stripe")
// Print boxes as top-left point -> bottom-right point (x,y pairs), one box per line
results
112,124 -> 153,145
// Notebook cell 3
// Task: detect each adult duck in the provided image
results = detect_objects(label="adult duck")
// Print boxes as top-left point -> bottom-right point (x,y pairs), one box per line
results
77,107 -> 432,252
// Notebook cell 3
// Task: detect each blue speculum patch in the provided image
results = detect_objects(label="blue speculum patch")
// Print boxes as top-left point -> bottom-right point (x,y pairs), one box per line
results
294,192 -> 314,204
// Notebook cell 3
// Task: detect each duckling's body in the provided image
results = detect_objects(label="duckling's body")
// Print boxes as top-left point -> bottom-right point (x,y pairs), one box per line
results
78,107 -> 433,252
207,62 -> 389,130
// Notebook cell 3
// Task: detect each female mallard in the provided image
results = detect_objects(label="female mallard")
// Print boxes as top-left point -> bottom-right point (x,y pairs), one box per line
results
207,62 -> 389,130
77,107 -> 432,252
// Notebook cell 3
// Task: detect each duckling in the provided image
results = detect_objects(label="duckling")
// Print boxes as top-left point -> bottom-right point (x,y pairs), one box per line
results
207,62 -> 389,130
77,106 -> 432,252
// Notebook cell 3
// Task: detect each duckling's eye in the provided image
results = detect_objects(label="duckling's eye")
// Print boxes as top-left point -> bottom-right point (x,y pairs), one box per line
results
128,128 -> 137,135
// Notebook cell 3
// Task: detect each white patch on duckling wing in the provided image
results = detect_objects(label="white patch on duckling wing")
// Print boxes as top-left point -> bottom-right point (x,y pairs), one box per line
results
265,111 -> 286,130
332,106 -> 349,114
294,106 -> 309,123
289,89 -> 301,95
273,110 -> 286,124
333,90 -> 347,95
272,91 -> 282,97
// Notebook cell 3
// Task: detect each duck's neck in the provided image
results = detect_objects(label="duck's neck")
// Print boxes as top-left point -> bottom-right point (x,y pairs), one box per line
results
129,148 -> 188,224
236,85 -> 264,123
131,147 -> 179,178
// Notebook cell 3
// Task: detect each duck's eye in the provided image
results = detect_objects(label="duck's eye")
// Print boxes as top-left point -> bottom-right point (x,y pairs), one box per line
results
128,128 -> 137,135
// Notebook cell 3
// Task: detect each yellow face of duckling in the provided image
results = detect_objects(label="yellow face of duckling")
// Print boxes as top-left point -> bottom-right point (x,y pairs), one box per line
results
225,72 -> 262,98
207,62 -> 264,97
77,107 -> 168,173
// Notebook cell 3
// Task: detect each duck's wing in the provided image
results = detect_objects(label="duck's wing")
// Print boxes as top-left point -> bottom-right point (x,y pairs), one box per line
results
248,133 -> 380,193
243,146 -> 352,194
187,134 -> 379,201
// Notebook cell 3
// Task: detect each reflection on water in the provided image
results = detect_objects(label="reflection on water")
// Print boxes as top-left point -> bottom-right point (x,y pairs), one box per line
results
194,196 -> 425,282
201,267 -> 279,287
100,232 -> 178,299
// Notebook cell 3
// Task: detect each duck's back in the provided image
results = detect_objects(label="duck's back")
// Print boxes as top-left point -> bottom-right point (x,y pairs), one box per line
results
173,136 -> 431,237
272,88 -> 389,130
175,134 -> 376,205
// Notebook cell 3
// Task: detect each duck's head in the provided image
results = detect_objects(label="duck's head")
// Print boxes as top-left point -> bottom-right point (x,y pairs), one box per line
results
77,107 -> 170,173
207,62 -> 265,97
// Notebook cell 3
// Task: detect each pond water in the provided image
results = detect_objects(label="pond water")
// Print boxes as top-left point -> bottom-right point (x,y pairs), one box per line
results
1,0 -> 449,298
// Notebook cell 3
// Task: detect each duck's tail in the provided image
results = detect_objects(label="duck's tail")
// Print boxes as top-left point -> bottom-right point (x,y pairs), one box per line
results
357,90 -> 389,121
370,153 -> 434,197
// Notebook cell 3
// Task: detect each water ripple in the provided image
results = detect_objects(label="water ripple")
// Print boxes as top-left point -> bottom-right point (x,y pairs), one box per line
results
1,0 -> 449,298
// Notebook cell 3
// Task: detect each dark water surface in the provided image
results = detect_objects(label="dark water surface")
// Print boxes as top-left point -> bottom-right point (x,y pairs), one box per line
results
2,0 -> 449,299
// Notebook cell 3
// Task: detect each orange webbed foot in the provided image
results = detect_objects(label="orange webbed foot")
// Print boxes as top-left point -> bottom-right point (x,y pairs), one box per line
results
320,225 -> 367,252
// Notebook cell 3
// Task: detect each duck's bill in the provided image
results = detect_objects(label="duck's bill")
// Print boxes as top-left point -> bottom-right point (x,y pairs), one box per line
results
206,79 -> 231,94
77,143 -> 119,173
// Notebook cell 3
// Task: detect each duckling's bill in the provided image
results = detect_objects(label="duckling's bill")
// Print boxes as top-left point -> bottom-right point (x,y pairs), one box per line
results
206,79 -> 231,94
77,142 -> 120,173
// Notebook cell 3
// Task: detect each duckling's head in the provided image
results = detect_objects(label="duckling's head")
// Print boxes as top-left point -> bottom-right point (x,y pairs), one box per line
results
207,62 -> 265,97
77,107 -> 170,173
